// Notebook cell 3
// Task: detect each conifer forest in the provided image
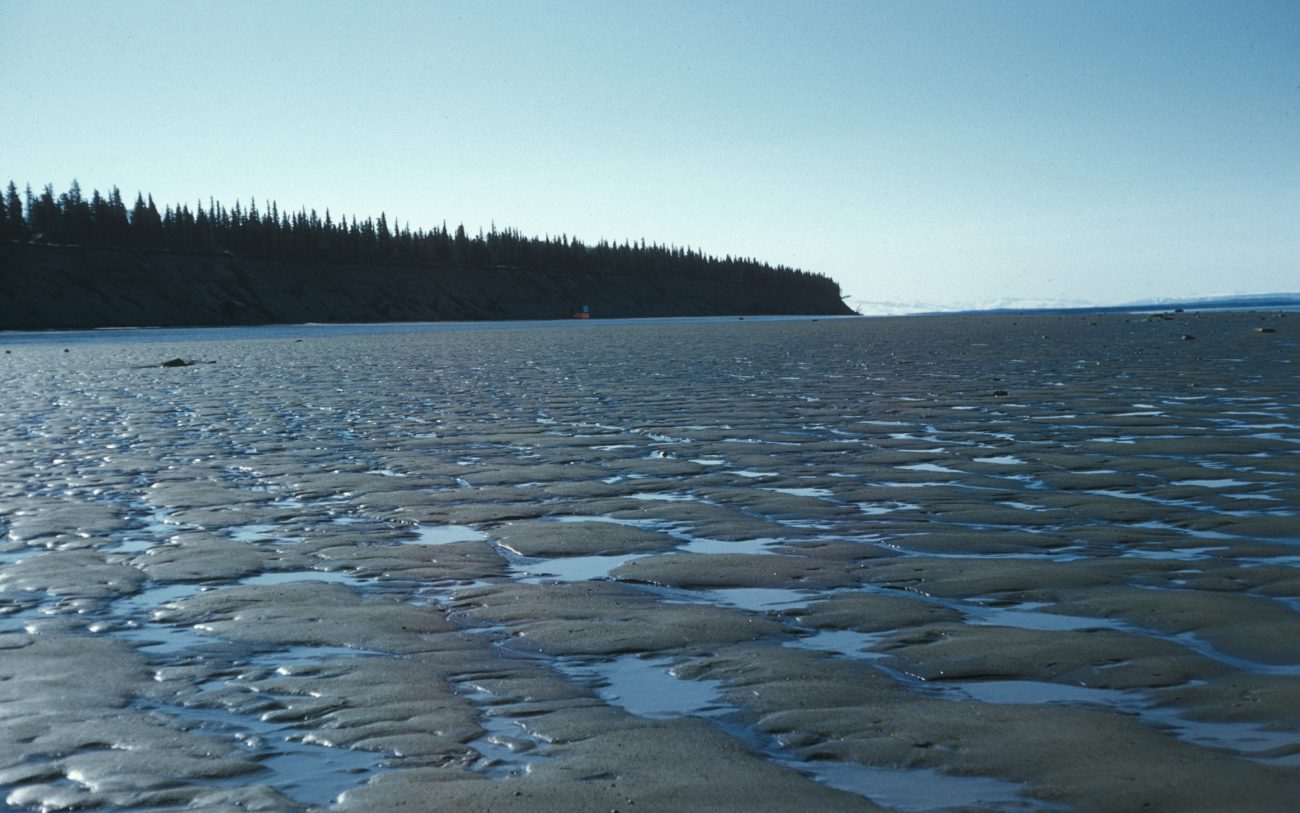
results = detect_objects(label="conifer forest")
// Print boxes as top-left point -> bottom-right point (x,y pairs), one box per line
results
1,180 -> 842,299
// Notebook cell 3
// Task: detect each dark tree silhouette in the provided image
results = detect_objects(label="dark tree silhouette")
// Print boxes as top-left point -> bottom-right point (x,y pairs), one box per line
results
2,178 -> 843,300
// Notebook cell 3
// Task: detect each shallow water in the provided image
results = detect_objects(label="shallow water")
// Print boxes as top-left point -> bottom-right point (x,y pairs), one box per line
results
2,312 -> 1299,812
411,524 -> 488,545
793,763 -> 1039,812
553,654 -> 728,719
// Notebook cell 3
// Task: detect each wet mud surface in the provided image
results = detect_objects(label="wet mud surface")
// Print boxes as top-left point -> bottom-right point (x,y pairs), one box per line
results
1,311 -> 1297,812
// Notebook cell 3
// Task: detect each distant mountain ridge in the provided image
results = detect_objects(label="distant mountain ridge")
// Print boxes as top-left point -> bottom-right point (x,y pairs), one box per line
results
954,293 -> 1300,315
852,293 -> 1300,317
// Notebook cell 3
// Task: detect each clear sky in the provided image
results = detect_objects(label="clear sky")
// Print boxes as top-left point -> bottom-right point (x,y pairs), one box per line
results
3,1 -> 1297,313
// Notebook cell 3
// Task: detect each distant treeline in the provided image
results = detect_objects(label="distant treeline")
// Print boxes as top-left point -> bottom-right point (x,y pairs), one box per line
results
0,180 -> 841,296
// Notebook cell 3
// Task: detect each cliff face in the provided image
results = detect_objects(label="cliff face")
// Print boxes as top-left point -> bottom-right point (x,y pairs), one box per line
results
0,242 -> 853,330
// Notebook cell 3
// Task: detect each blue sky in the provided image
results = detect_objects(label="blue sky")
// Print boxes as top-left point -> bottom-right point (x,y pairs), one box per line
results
3,1 -> 1296,313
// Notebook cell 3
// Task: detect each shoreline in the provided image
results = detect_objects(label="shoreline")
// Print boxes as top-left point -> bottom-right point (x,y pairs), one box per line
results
0,313 -> 858,344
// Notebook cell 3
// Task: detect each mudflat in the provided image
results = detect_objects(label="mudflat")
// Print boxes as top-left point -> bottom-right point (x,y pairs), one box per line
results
1,310 -> 1296,812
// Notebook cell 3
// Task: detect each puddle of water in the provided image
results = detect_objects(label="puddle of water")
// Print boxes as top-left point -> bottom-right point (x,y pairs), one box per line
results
1119,546 -> 1227,561
143,625 -> 387,667
856,501 -> 922,515
1085,488 -> 1187,507
515,553 -> 648,583
1174,479 -> 1255,488
1000,501 -> 1049,512
1139,704 -> 1300,764
709,587 -> 815,612
107,535 -> 165,554
553,654 -> 728,719
410,524 -> 488,545
786,629 -> 891,658
956,680 -> 1130,707
644,434 -> 689,444
722,438 -> 801,446
229,523 -> 281,542
1166,631 -> 1300,677
764,639 -> 1060,806
468,730 -> 549,778
1133,522 -> 1241,541
255,645 -> 396,672
792,761 -> 1038,812
872,481 -> 954,488
0,543 -> 34,566
897,463 -> 962,474
973,456 -> 1026,465
133,698 -> 386,807
258,747 -> 387,805
414,579 -> 500,605
737,470 -> 779,478
455,688 -> 553,779
240,571 -> 366,588
765,487 -> 835,499
107,584 -> 390,665
113,582 -> 211,620
691,458 -> 727,466
629,492 -> 697,502
964,603 -> 1119,632
779,519 -> 836,530
679,537 -> 775,555
951,681 -> 1300,764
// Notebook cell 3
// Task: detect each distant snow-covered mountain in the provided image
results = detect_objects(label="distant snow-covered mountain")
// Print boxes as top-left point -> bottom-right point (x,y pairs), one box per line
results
1106,293 -> 1300,312
850,292 -> 1300,316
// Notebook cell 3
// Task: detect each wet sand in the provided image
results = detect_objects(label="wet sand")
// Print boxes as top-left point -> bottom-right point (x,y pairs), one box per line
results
1,311 -> 1297,812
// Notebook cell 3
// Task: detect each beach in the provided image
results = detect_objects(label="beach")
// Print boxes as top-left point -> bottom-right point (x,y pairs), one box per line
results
1,310 -> 1297,812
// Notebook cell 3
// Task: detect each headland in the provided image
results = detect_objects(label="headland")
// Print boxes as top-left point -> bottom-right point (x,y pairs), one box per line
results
0,242 -> 854,330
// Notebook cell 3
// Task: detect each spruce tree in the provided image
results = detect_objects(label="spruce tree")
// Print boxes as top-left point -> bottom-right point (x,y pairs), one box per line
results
4,182 -> 21,237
